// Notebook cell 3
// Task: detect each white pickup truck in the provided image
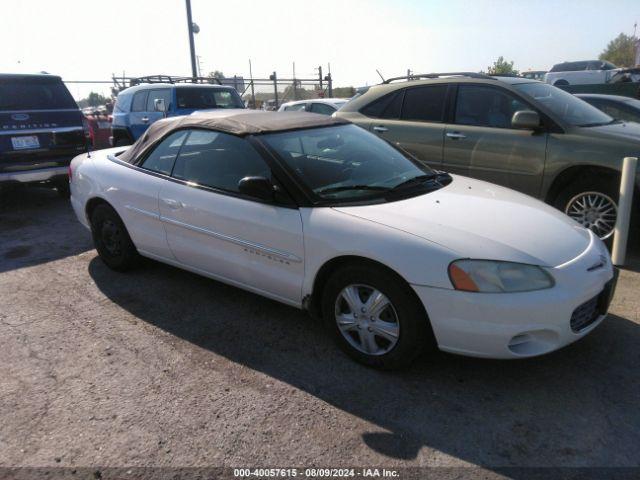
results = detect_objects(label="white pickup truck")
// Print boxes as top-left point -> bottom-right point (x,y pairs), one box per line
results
544,60 -> 620,86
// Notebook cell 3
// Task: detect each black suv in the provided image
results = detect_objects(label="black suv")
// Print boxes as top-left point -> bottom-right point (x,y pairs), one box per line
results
0,73 -> 86,197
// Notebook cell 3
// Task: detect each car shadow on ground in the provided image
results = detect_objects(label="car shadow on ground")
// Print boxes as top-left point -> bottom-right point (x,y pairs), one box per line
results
0,186 -> 92,274
88,256 -> 640,471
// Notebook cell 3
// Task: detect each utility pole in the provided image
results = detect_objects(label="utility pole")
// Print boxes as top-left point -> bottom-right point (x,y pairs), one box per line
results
185,0 -> 198,81
318,65 -> 323,90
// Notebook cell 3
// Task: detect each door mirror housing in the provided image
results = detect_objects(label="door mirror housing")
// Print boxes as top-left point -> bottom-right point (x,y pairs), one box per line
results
238,176 -> 275,202
511,110 -> 541,130
154,98 -> 167,113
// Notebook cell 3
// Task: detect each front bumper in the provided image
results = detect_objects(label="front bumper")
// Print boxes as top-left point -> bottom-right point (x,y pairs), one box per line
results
0,165 -> 68,184
412,233 -> 616,359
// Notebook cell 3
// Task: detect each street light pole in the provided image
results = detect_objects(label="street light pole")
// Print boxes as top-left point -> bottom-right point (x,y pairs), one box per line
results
185,0 -> 198,81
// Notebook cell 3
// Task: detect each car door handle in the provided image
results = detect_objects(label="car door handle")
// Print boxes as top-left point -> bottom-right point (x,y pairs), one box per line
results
446,132 -> 466,140
141,116 -> 149,123
373,126 -> 388,133
161,198 -> 182,209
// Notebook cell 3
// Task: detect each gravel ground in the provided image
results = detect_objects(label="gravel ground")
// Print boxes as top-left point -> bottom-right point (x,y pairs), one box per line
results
1,186 -> 639,475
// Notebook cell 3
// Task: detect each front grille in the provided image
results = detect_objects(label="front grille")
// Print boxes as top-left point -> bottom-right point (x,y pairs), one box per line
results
570,272 -> 618,333
570,295 -> 600,332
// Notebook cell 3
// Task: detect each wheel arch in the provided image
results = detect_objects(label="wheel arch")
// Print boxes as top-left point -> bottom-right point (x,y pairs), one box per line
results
307,255 -> 426,320
545,165 -> 621,204
85,196 -> 115,225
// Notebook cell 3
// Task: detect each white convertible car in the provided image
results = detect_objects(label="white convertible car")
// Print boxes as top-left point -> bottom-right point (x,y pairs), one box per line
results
70,110 -> 617,369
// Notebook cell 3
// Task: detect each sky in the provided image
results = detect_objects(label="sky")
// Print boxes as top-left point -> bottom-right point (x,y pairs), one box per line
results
1,0 -> 638,100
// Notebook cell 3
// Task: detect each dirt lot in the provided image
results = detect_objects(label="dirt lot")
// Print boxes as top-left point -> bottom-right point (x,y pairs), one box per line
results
1,187 -> 639,475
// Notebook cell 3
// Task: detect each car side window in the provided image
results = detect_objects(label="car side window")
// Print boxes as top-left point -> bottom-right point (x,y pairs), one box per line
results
284,103 -> 307,111
401,85 -> 448,122
146,89 -> 172,111
310,103 -> 335,115
454,85 -> 529,129
171,130 -> 271,194
140,130 -> 188,175
360,90 -> 404,119
131,91 -> 148,112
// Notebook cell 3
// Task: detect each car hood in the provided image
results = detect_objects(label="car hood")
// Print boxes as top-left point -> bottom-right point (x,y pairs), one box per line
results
332,176 -> 591,267
580,121 -> 640,143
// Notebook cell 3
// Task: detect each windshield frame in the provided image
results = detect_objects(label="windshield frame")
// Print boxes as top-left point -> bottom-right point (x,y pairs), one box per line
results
255,124 -> 447,207
513,81 -> 614,128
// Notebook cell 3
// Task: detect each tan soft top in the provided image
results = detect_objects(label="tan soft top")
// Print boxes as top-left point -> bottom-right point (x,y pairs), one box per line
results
119,109 -> 349,163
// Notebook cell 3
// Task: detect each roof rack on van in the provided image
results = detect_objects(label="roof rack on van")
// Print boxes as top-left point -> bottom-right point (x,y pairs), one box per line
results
382,72 -> 493,84
128,75 -> 223,86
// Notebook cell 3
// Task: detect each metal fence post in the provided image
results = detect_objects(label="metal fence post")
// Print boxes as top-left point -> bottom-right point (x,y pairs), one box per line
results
327,73 -> 333,97
612,156 -> 638,266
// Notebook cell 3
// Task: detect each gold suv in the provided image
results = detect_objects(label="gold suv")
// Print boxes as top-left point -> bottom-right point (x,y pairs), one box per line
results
336,72 -> 640,240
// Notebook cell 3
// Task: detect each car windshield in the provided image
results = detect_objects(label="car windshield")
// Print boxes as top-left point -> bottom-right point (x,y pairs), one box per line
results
176,87 -> 244,110
261,124 -> 444,201
514,82 -> 614,127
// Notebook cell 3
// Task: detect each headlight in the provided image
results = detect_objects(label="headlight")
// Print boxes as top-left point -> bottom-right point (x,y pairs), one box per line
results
448,260 -> 555,293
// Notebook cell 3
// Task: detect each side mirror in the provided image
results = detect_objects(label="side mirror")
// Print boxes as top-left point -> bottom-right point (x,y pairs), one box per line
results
154,98 -> 167,113
238,176 -> 275,202
511,110 -> 540,130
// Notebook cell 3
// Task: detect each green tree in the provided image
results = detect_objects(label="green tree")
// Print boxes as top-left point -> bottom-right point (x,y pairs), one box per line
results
78,91 -> 108,108
208,70 -> 225,80
333,86 -> 356,97
487,56 -> 519,75
599,33 -> 637,67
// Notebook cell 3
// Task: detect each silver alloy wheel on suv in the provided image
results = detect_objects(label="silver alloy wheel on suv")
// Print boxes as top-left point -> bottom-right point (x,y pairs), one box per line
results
334,284 -> 400,355
565,191 -> 618,240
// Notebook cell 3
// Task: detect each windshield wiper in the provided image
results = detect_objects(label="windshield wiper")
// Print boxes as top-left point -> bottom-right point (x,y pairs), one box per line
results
578,119 -> 620,127
389,173 -> 439,192
316,185 -> 389,195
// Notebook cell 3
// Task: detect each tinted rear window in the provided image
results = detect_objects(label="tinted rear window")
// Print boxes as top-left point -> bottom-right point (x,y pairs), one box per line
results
550,61 -> 589,72
176,88 -> 244,109
0,76 -> 77,111
401,85 -> 448,122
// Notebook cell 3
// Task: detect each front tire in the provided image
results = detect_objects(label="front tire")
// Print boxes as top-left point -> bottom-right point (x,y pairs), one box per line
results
321,264 -> 435,370
90,204 -> 139,271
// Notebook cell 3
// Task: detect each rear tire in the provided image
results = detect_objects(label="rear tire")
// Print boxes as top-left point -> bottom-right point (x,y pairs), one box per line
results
321,263 -> 435,370
554,176 -> 618,241
90,204 -> 139,271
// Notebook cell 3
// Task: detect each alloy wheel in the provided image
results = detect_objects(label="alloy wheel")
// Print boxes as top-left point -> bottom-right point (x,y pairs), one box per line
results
565,191 -> 617,240
334,284 -> 400,356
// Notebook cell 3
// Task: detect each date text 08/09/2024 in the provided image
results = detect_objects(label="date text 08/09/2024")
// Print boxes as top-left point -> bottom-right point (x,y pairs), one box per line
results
233,468 -> 400,478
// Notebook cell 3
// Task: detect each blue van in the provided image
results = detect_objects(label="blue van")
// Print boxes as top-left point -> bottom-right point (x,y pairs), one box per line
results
0,73 -> 86,197
110,83 -> 245,146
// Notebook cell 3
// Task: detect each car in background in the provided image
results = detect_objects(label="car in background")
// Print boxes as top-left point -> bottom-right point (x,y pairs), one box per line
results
261,99 -> 278,111
335,72 -> 640,240
545,60 -> 620,86
0,73 -> 87,197
110,83 -> 244,146
522,70 -> 547,81
69,110 -> 616,369
83,106 -> 112,149
278,98 -> 348,115
577,94 -> 640,124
